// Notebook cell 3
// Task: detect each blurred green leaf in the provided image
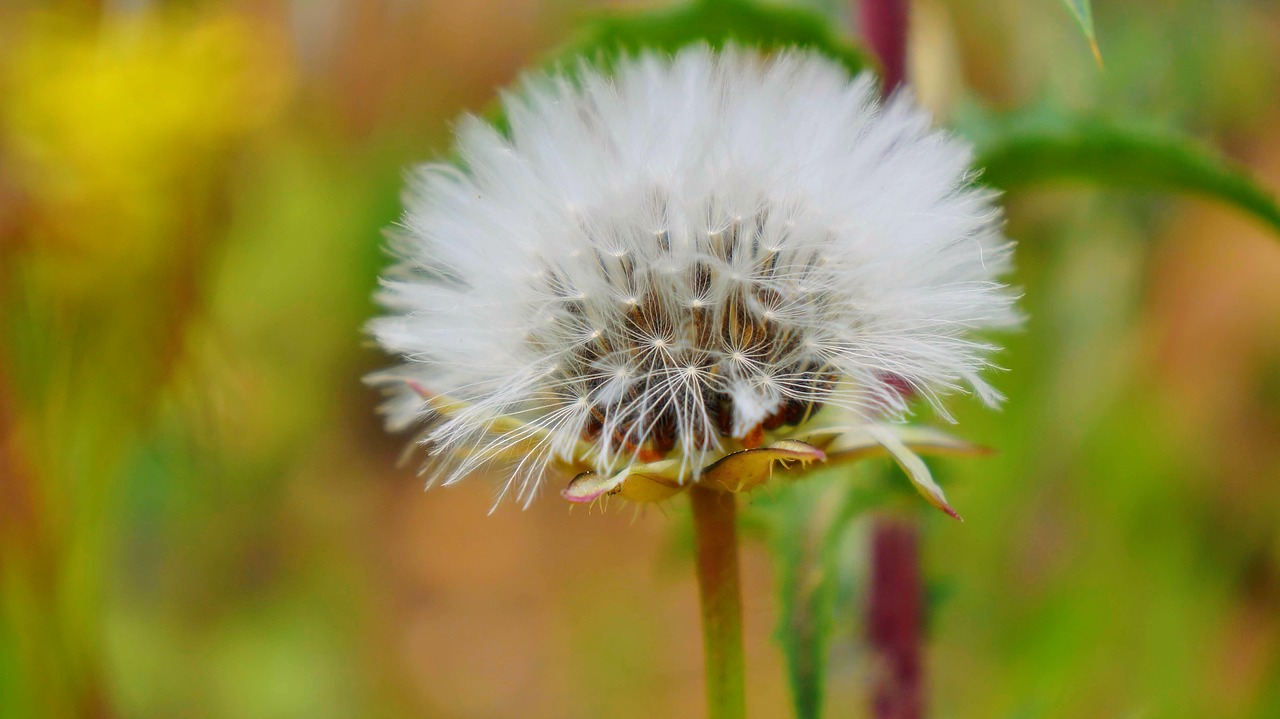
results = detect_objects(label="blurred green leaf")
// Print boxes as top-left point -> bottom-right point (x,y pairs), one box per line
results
552,0 -> 872,78
966,108 -> 1280,236
1059,0 -> 1102,65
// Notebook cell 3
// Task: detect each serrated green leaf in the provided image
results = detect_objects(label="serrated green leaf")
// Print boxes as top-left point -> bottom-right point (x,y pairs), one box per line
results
549,0 -> 871,78
760,479 -> 841,719
967,109 -> 1280,237
757,469 -> 886,719
1059,0 -> 1102,65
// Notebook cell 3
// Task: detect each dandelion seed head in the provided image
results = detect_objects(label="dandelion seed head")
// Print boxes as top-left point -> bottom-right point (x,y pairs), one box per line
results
369,45 -> 1020,502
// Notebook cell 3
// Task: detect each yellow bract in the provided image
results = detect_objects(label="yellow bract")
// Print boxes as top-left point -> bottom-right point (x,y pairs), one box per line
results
401,381 -> 987,518
562,426 -> 985,519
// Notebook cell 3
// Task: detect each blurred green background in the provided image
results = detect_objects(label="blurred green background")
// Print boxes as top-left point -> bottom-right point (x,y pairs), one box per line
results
2,1 -> 1279,717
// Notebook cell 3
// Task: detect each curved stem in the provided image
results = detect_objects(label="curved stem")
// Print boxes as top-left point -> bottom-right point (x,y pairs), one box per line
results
689,484 -> 746,719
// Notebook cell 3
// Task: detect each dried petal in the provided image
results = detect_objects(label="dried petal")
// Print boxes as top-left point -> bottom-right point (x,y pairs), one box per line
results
561,460 -> 685,504
701,440 -> 827,493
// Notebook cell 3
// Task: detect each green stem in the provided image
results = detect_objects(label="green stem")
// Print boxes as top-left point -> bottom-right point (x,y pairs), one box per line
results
689,484 -> 746,719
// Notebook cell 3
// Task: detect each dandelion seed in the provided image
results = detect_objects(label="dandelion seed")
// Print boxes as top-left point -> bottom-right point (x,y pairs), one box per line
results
368,45 -> 1019,508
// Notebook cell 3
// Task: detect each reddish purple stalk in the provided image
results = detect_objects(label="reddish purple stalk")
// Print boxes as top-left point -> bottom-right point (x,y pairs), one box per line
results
858,1 -> 923,717
858,0 -> 909,92
867,518 -> 924,719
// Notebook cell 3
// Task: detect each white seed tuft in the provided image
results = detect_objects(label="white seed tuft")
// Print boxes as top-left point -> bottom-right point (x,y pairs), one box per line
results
368,45 -> 1020,503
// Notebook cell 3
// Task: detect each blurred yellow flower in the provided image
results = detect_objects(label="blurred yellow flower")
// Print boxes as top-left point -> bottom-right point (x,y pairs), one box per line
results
1,10 -> 291,292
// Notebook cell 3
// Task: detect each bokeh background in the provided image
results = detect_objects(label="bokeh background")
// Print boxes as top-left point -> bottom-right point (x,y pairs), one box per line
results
2,0 -> 1279,717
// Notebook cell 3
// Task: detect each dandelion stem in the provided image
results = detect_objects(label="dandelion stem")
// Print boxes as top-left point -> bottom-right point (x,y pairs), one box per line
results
689,484 -> 746,719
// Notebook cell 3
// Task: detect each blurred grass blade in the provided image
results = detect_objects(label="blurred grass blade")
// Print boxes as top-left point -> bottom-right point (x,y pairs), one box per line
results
552,0 -> 871,77
969,110 -> 1280,237
1060,0 -> 1102,65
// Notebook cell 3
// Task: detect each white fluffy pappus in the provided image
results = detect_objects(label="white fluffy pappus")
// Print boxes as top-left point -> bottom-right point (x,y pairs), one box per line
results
368,45 -> 1020,504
